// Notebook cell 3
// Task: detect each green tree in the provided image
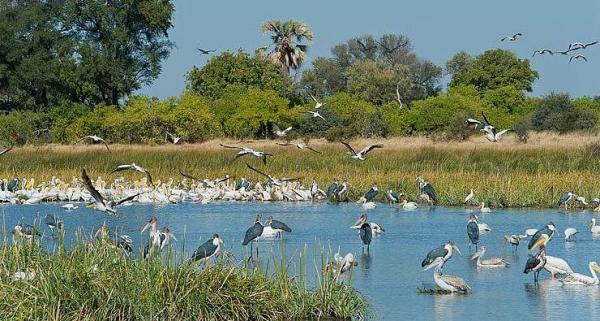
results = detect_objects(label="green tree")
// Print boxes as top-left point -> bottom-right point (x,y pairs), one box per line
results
346,60 -> 411,106
445,51 -> 473,77
299,57 -> 346,97
532,93 -> 596,133
186,51 -> 289,100
260,20 -> 314,75
449,49 -> 538,93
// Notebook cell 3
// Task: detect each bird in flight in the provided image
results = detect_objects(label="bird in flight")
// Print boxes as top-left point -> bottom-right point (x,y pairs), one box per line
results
581,41 -> 598,49
81,169 -> 139,215
340,142 -> 383,161
272,124 -> 293,138
197,48 -> 216,54
501,33 -> 522,42
306,111 -> 326,121
309,93 -> 325,109
276,142 -> 322,154
569,55 -> 588,63
111,163 -> 154,187
466,112 -> 513,142
245,163 -> 299,186
532,49 -> 553,57
219,144 -> 272,165
165,131 -> 181,144
73,135 -> 111,152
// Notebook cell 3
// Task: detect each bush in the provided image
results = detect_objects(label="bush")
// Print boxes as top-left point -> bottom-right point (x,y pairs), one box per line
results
0,111 -> 48,145
532,93 -> 597,133
513,116 -> 531,143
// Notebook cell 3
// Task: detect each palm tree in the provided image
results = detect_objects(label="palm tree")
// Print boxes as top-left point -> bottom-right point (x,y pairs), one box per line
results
260,20 -> 314,75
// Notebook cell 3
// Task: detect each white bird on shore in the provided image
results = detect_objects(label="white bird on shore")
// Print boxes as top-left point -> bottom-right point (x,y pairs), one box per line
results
564,227 -> 578,241
341,142 -> 383,161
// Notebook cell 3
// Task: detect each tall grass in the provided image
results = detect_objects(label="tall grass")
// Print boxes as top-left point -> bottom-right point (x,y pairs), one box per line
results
0,236 -> 368,320
1,134 -> 599,208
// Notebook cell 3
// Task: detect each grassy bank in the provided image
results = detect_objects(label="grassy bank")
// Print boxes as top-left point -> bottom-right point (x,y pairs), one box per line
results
1,132 -> 599,208
0,238 -> 368,320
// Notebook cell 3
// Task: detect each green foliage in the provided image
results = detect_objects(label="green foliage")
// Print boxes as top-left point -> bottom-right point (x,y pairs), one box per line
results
0,111 -> 47,145
513,115 -> 531,143
186,51 -> 289,100
445,51 -> 473,76
532,93 -> 597,133
346,60 -> 409,106
300,57 -> 346,97
449,49 -> 538,93
483,86 -> 529,113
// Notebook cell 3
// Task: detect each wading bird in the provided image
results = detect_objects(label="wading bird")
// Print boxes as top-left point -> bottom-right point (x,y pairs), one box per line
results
242,214 -> 264,257
524,247 -> 546,283
272,124 -> 293,138
386,189 -> 399,204
191,234 -> 223,263
219,144 -> 272,165
421,241 -> 461,271
589,219 -> 600,234
556,262 -> 600,286
504,234 -> 527,252
334,252 -> 358,275
569,55 -> 588,63
359,222 -> 372,254
467,214 -> 480,251
417,177 -> 437,205
545,255 -> 574,277
276,142 -> 321,154
111,163 -> 154,187
564,227 -> 578,241
246,163 -> 299,186
471,247 -> 510,268
81,169 -> 139,215
165,131 -> 181,144
73,135 -> 111,152
340,142 -> 383,161
558,192 -> 575,210
262,216 -> 292,238
501,32 -> 523,42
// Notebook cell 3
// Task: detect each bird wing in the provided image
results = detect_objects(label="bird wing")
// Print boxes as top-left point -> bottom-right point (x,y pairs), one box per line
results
581,55 -> 588,62
270,219 -> 292,232
481,112 -> 492,127
364,188 -> 379,202
276,142 -> 292,147
340,142 -> 356,155
584,41 -> 598,48
113,193 -> 139,207
467,221 -> 480,243
219,144 -> 243,150
532,50 -> 540,57
214,176 -> 231,184
73,136 -> 88,145
423,184 -> 437,201
495,129 -> 513,140
309,93 -> 318,103
242,223 -> 264,245
111,164 -> 133,173
422,246 -> 448,268
179,170 -> 201,181
359,144 -> 383,156
0,146 -> 12,157
246,163 -> 270,179
441,275 -> 470,291
272,124 -> 281,133
305,146 -> 322,154
191,239 -> 218,261
81,169 -> 105,205
101,140 -> 111,153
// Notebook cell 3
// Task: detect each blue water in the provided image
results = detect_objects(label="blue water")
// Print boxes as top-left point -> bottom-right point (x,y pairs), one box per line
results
2,202 -> 600,320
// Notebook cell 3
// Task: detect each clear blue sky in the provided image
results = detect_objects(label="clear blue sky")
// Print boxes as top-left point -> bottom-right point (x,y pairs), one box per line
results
140,0 -> 600,99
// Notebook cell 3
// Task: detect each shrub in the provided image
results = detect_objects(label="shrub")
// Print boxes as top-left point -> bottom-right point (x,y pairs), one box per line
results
532,93 -> 597,133
513,116 -> 531,143
0,111 -> 48,145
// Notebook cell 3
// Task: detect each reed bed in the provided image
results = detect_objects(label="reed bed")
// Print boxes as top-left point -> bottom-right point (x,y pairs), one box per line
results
1,133 -> 599,208
0,236 -> 368,321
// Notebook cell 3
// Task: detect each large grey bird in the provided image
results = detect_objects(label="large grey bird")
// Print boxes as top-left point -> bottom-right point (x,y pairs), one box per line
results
417,176 -> 437,204
359,222 -> 372,254
81,169 -> 139,215
6,176 -> 19,192
220,144 -> 272,165
191,234 -> 223,263
242,214 -> 264,257
111,163 -> 154,187
341,142 -> 383,161
326,179 -> 339,199
524,247 -> 546,283
421,241 -> 461,271
73,135 -> 111,152
467,214 -> 480,251
362,184 -> 379,202
558,192 -> 576,210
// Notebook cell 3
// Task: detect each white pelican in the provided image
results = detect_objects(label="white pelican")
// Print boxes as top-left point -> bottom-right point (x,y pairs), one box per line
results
191,234 -> 223,263
334,252 -> 358,274
589,218 -> 600,234
62,203 -> 78,211
470,247 -> 510,268
12,268 -> 36,281
369,223 -> 385,236
309,93 -> 325,109
340,142 -> 383,161
532,49 -> 554,57
245,163 -> 299,187
569,55 -> 588,63
475,215 -> 491,233
422,241 -> 461,271
276,142 -> 321,154
219,144 -> 273,165
525,229 -> 538,237
273,124 -> 293,138
479,202 -> 492,213
564,227 -> 578,241
165,131 -> 181,144
400,199 -> 418,209
81,169 -> 138,215
73,135 -> 111,152
557,262 -> 600,286
432,259 -> 470,294
111,163 -> 154,187
545,255 -> 574,277
305,110 -> 325,120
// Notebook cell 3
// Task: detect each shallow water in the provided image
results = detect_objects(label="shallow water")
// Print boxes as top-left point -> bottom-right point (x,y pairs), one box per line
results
2,202 -> 600,320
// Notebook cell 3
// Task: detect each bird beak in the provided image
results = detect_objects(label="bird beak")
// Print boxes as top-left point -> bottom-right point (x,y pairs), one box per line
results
453,245 -> 462,256
170,233 -> 178,242
531,237 -> 546,250
593,264 -> 600,273
141,223 -> 150,233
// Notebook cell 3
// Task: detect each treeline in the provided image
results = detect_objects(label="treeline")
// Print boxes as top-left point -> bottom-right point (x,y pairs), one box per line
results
1,10 -> 598,145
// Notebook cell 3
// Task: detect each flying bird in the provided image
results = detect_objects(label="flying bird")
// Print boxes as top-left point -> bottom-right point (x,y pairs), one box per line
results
501,33 -> 522,42
276,142 -> 321,154
309,93 -> 325,109
467,112 -> 512,142
219,144 -> 272,165
340,142 -> 383,161
569,55 -> 588,63
272,124 -> 293,138
532,49 -> 553,57
73,135 -> 111,152
111,163 -> 154,187
81,169 -> 138,215
165,131 -> 181,144
305,110 -> 326,121
246,163 -> 299,186
197,48 -> 216,54
581,41 -> 598,49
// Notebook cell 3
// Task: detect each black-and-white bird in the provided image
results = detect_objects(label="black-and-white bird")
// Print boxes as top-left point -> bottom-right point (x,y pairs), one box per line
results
467,214 -> 480,251
564,227 -> 578,242
165,131 -> 181,144
6,176 -> 19,192
359,222 -> 372,254
501,32 -> 522,42
417,176 -> 437,205
111,163 -> 154,187
558,192 -> 576,210
219,144 -> 272,165
44,214 -> 63,234
309,93 -> 325,109
504,234 -> 527,252
421,241 -> 461,271
528,222 -> 556,250
341,142 -> 383,161
524,247 -> 546,283
385,189 -> 399,204
468,112 -> 512,142
569,55 -> 588,63
276,142 -> 321,154
73,135 -> 111,152
310,180 -> 327,199
144,226 -> 177,259
532,49 -> 553,57
568,42 -> 585,51
191,234 -> 223,263
81,169 -> 139,215
581,41 -> 598,49
246,163 -> 299,186
197,48 -> 216,54
263,216 -> 292,238
326,179 -> 339,199
362,184 -> 379,202
236,177 -> 250,191
272,124 -> 293,138
0,145 -> 12,157
242,214 -> 264,257
305,110 -> 325,121
12,223 -> 40,241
